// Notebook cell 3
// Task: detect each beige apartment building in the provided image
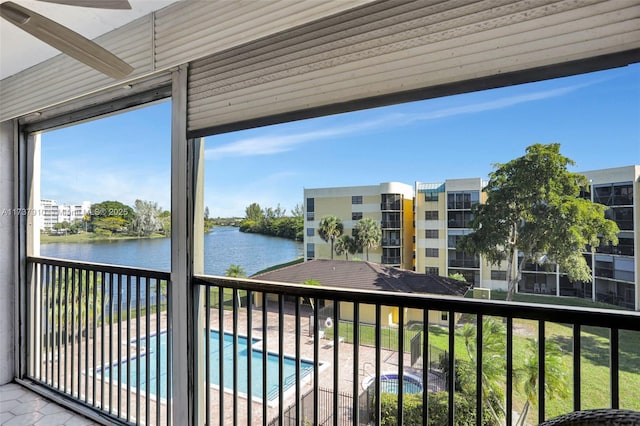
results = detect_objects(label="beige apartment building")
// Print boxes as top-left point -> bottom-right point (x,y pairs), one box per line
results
512,165 -> 639,310
303,182 -> 414,269
414,178 -> 494,288
305,166 -> 639,311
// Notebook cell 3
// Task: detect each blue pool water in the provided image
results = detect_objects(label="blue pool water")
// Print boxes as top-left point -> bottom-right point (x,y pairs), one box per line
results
99,330 -> 315,401
362,373 -> 423,395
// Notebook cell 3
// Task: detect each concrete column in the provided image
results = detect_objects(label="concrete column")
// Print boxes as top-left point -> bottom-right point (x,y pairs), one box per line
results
0,120 -> 16,384
171,64 -> 190,425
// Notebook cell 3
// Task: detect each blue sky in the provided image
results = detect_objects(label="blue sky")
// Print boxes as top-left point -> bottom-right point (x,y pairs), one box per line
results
42,64 -> 640,217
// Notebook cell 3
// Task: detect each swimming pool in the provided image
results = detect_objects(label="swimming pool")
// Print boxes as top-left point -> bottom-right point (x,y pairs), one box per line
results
99,330 -> 315,402
362,373 -> 423,394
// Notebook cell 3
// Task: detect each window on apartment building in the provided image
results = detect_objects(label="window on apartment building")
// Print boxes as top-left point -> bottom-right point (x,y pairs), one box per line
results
447,230 -> 472,248
447,191 -> 480,209
448,249 -> 480,268
426,267 -> 439,275
306,197 -> 315,220
424,192 -> 439,202
491,270 -> 507,280
425,248 -> 439,257
382,248 -> 401,264
447,211 -> 474,228
307,228 -> 314,236
425,211 -> 438,220
605,207 -> 634,231
307,243 -> 315,259
352,212 -> 363,220
381,193 -> 401,210
425,229 -> 439,239
383,230 -> 401,245
598,237 -> 634,256
594,183 -> 634,206
441,312 -> 448,321
382,212 -> 400,228
352,195 -> 363,204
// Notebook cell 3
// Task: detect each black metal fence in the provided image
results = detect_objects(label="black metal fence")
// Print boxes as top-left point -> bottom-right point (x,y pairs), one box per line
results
26,256 -> 171,426
194,274 -> 640,426
269,388 -> 354,426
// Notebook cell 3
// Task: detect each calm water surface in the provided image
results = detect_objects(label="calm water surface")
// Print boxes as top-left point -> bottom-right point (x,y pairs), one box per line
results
41,227 -> 303,276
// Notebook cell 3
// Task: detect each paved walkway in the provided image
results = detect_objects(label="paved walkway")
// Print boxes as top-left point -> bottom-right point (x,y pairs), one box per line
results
0,383 -> 96,426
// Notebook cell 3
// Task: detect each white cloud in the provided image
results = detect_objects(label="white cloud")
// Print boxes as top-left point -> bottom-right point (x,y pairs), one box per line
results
204,82 -> 594,159
204,116 -> 398,159
402,83 -> 593,122
42,159 -> 170,210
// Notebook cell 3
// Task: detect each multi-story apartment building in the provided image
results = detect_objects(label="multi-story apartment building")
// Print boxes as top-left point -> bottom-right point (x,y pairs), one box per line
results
40,199 -> 60,230
513,166 -> 639,310
304,183 -> 414,269
306,166 -> 639,311
39,199 -> 92,231
414,178 -> 494,288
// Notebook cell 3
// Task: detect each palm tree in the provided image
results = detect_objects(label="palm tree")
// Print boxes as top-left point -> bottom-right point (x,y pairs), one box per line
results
353,217 -> 381,261
224,264 -> 246,278
318,215 -> 344,259
302,278 -> 320,310
515,339 -> 569,425
224,264 -> 246,307
334,235 -> 356,260
460,318 -> 507,425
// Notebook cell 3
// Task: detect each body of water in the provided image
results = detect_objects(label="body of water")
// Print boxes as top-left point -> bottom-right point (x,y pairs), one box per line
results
40,227 -> 303,276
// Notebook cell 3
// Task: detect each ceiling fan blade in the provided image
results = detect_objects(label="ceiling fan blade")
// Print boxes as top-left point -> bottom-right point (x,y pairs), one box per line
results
0,2 -> 134,79
36,0 -> 131,10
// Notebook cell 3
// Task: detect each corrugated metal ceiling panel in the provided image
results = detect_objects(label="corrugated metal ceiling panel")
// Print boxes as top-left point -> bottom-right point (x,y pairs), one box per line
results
0,0 -> 373,121
154,0 -> 375,70
187,0 -> 640,135
0,15 -> 155,121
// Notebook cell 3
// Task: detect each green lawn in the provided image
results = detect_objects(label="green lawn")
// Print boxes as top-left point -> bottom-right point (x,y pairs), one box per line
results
487,290 -> 628,310
40,232 -> 166,244
324,315 -> 639,423
424,318 -> 640,423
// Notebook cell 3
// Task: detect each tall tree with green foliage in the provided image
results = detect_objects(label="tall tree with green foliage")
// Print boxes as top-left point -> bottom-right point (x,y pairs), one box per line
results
515,339 -> 568,425
334,235 -> 357,260
354,217 -> 382,261
460,318 -> 507,424
458,143 -> 619,301
131,199 -> 163,237
89,200 -> 134,235
318,215 -> 344,259
245,202 -> 263,222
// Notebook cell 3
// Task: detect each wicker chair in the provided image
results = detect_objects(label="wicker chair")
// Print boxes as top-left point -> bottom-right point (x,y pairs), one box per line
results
538,409 -> 640,425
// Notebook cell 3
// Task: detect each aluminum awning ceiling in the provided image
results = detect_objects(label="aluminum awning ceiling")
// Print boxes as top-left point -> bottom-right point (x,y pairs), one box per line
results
2,0 -> 639,127
187,0 -> 640,136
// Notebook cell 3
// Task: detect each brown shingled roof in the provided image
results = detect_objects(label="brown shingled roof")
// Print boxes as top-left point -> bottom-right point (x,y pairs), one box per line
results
251,259 -> 470,296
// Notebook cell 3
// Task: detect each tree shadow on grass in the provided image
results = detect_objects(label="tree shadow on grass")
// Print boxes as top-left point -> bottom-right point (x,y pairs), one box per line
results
550,327 -> 640,374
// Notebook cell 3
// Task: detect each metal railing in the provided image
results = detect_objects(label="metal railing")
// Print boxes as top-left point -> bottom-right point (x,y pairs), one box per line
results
23,258 -> 640,425
193,274 -> 640,426
26,256 -> 172,425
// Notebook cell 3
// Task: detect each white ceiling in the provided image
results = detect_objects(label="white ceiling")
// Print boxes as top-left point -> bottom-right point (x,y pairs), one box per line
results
0,0 -> 177,79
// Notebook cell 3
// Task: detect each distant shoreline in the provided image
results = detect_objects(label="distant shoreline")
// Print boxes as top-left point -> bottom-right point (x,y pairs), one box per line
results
40,232 -> 167,244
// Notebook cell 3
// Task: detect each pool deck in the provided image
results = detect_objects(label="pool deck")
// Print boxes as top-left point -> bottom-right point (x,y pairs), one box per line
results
209,300 -> 437,425
28,301 -> 437,425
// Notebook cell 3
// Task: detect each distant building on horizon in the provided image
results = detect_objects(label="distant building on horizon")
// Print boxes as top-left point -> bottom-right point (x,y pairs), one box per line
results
39,199 -> 92,231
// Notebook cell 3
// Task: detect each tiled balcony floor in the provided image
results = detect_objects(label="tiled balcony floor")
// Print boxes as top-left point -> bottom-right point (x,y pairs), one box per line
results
0,383 -> 97,426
